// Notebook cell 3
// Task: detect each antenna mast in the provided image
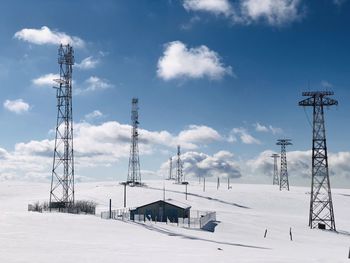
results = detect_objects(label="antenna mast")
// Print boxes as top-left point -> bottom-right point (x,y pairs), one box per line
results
49,44 -> 75,209
127,98 -> 141,186
168,157 -> 173,180
176,145 -> 183,184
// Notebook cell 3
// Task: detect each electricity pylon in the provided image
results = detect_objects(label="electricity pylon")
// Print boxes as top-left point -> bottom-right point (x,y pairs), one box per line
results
49,44 -> 75,209
299,91 -> 337,230
276,139 -> 292,191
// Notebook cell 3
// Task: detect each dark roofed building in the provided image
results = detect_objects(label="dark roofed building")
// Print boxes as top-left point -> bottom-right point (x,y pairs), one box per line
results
130,199 -> 191,223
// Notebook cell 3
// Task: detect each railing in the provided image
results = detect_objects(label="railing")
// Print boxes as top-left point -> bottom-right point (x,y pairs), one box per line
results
100,209 -> 216,231
199,211 -> 216,229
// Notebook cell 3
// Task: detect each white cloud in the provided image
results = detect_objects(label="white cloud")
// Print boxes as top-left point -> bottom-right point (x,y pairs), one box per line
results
0,120 -> 224,180
241,0 -> 302,26
84,110 -> 104,120
158,150 -> 241,179
255,123 -> 269,132
254,122 -> 283,134
85,76 -> 113,91
14,26 -> 85,48
182,0 -> 303,26
231,127 -> 261,144
269,125 -> 283,134
3,99 -> 30,114
74,76 -> 113,95
183,0 -> 233,16
76,56 -> 99,70
157,41 -> 233,80
177,125 -> 222,148
32,73 -> 59,87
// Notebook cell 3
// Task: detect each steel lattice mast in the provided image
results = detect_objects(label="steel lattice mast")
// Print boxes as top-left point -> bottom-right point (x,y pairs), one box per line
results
127,98 -> 141,186
299,91 -> 337,230
271,153 -> 280,186
176,145 -> 183,184
168,157 -> 173,180
49,44 -> 75,208
276,139 -> 292,191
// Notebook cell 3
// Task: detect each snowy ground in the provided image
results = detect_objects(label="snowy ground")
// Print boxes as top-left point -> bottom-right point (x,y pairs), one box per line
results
0,180 -> 349,263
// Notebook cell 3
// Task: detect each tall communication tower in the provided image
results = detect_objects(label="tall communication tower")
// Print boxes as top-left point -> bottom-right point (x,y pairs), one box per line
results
49,44 -> 75,209
168,157 -> 173,180
127,98 -> 141,186
276,139 -> 292,191
176,145 -> 183,184
299,91 -> 337,230
271,153 -> 280,186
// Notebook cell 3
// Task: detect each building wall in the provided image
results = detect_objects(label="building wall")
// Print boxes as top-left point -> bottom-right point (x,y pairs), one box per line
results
130,201 -> 190,223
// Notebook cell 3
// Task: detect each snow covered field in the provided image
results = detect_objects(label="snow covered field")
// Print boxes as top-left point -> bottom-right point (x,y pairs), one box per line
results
0,180 -> 349,263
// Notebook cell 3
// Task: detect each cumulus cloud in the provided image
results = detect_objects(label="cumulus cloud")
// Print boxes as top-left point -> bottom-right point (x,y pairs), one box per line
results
231,127 -> 261,144
182,0 -> 303,26
74,76 -> 113,95
157,41 -> 233,80
0,120 -> 224,180
177,125 -> 222,148
254,122 -> 283,134
14,26 -> 85,48
32,73 -> 59,87
84,110 -> 104,121
183,0 -> 233,16
255,123 -> 269,132
85,76 -> 113,91
159,150 -> 241,179
241,0 -> 302,26
76,56 -> 99,70
3,99 -> 30,114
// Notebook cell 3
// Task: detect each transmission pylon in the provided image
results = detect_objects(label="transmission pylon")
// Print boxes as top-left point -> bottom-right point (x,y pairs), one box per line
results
299,91 -> 337,231
271,153 -> 280,186
276,139 -> 292,191
49,44 -> 75,209
176,145 -> 183,184
168,157 -> 173,180
127,98 -> 141,186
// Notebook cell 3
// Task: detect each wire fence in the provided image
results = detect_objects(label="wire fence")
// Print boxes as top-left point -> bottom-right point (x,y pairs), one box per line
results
100,208 -> 216,230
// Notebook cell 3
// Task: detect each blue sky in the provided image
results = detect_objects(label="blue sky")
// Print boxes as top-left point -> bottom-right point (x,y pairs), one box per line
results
0,0 -> 350,187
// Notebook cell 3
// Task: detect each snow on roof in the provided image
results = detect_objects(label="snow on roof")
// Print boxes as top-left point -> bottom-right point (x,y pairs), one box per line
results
164,198 -> 191,209
132,198 -> 191,210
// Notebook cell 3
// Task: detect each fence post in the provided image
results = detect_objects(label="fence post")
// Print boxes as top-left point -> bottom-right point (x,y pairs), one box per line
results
289,227 -> 293,241
109,199 -> 112,219
264,229 -> 267,238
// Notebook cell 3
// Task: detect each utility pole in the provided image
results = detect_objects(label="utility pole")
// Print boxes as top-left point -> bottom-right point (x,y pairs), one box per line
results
271,154 -> 280,186
49,44 -> 75,209
276,139 -> 292,191
127,98 -> 141,186
299,91 -> 337,231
